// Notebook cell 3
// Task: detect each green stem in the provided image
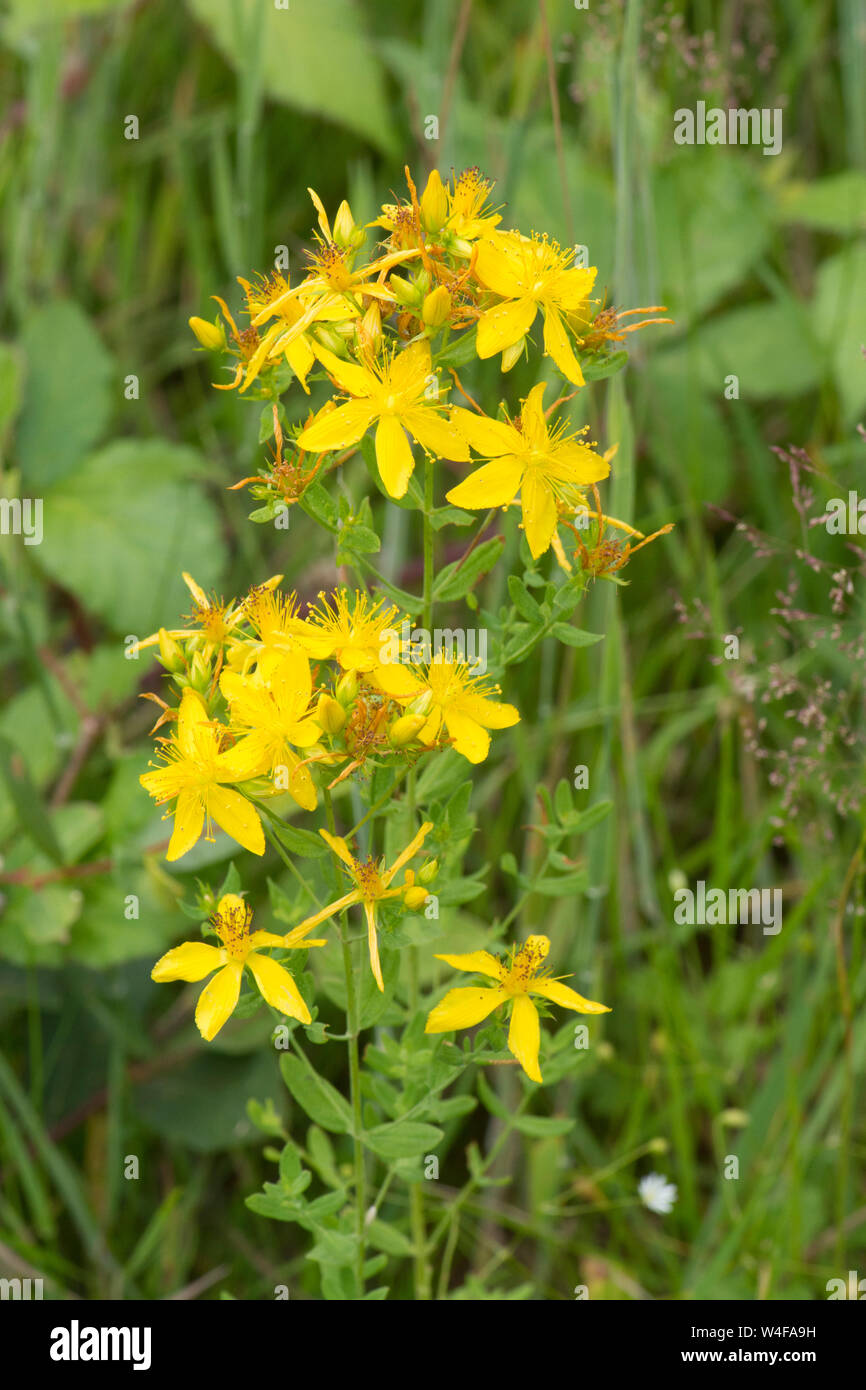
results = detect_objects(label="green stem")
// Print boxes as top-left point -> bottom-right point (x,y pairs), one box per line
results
324,787 -> 366,1297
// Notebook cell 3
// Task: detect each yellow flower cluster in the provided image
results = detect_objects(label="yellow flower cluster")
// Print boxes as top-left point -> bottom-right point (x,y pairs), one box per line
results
150,167 -> 667,1076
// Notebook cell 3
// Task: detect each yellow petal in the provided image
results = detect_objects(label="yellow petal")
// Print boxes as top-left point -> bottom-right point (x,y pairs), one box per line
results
297,398 -> 377,452
386,338 -> 431,396
270,650 -> 313,709
455,693 -> 520,730
373,663 -> 423,698
425,986 -> 508,1033
375,413 -> 415,498
151,941 -> 224,983
176,687 -> 211,759
549,265 -> 597,312
284,334 -> 315,393
403,408 -> 470,462
364,901 -> 384,992
519,381 -> 550,448
508,993 -> 542,1082
217,731 -> 272,781
195,960 -> 243,1041
474,235 -> 525,296
446,456 -> 523,510
166,788 -> 204,861
444,709 -> 490,763
246,951 -> 311,1024
208,786 -> 265,856
520,469 -> 558,560
529,978 -> 611,1013
319,829 -> 357,870
449,406 -> 519,457
311,342 -> 375,398
287,890 -> 360,940
434,950 -> 505,980
476,297 -> 537,359
542,305 -> 584,386
382,820 -> 433,886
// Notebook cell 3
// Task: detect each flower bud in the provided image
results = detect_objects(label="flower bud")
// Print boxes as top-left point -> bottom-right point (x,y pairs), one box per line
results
357,301 -> 382,353
422,285 -> 451,328
317,693 -> 347,735
313,325 -> 349,357
500,337 -> 526,372
332,199 -> 356,248
388,275 -> 421,308
403,885 -> 429,911
189,316 -> 225,350
157,628 -> 185,673
335,670 -> 359,705
418,858 -> 438,885
389,713 -> 427,748
407,689 -> 433,717
420,169 -> 448,232
188,652 -> 211,693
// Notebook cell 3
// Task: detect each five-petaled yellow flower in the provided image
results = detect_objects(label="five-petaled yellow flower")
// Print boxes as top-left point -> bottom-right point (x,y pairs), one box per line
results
447,381 -> 610,559
375,652 -> 519,764
289,823 -> 433,991
219,651 -> 322,812
425,934 -> 610,1082
296,340 -> 469,499
308,588 -> 405,678
474,231 -> 597,384
152,894 -> 325,1041
140,688 -> 265,861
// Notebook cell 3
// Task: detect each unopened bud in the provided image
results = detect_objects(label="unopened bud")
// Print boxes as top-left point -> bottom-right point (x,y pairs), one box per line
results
422,285 -> 451,328
389,713 -> 427,748
157,628 -> 185,673
317,693 -> 346,735
418,858 -> 438,884
313,326 -> 349,357
720,1109 -> 749,1129
358,301 -> 382,351
332,199 -> 356,248
500,337 -> 525,372
647,1137 -> 669,1154
403,885 -> 428,910
335,670 -> 359,705
189,316 -> 225,350
388,275 -> 421,308
420,169 -> 448,232
188,652 -> 211,693
407,689 -> 433,717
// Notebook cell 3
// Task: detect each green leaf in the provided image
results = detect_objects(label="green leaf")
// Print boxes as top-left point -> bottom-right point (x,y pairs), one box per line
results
135,1052 -> 281,1153
815,243 -> 866,424
365,1219 -> 413,1256
16,301 -> 114,488
363,1119 -> 443,1161
685,299 -> 823,400
299,481 -> 338,531
280,1052 -> 354,1135
187,0 -> 397,155
433,537 -> 504,602
0,341 -> 23,450
582,349 -> 628,382
269,820 -> 328,858
550,623 -> 603,648
508,574 -> 543,622
437,329 -> 479,367
773,172 -> 866,234
37,440 -> 228,634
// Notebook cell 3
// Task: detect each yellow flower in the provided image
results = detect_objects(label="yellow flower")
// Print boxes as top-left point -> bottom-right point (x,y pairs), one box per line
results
152,894 -> 325,1040
308,588 -> 405,677
237,271 -> 354,394
233,583 -> 332,677
474,231 -> 597,384
425,935 -> 610,1082
219,652 -> 322,812
289,823 -> 433,991
377,167 -> 501,253
247,189 -> 418,354
375,653 -> 519,764
442,166 -> 502,249
140,688 -> 265,861
296,340 -> 469,499
131,571 -> 281,660
447,381 -> 610,559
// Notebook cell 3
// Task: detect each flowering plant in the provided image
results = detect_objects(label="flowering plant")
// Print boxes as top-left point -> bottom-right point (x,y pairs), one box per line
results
142,168 -> 670,1299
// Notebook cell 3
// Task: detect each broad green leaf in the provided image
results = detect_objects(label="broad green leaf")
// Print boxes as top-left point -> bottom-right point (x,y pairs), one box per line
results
38,440 -> 228,633
773,172 -> 866,234
363,1119 -> 443,1161
280,1052 -> 354,1134
187,0 -> 397,155
16,302 -> 114,487
814,243 -> 866,423
434,537 -> 504,602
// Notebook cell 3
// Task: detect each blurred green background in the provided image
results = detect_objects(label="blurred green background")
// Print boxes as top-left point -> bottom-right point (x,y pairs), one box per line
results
1,0 -> 865,1300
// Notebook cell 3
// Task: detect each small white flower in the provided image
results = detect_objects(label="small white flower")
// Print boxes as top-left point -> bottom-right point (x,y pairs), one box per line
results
639,1172 -> 678,1215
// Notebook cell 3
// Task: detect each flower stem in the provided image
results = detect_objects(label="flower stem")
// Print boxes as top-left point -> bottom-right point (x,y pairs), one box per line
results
324,786 -> 366,1297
